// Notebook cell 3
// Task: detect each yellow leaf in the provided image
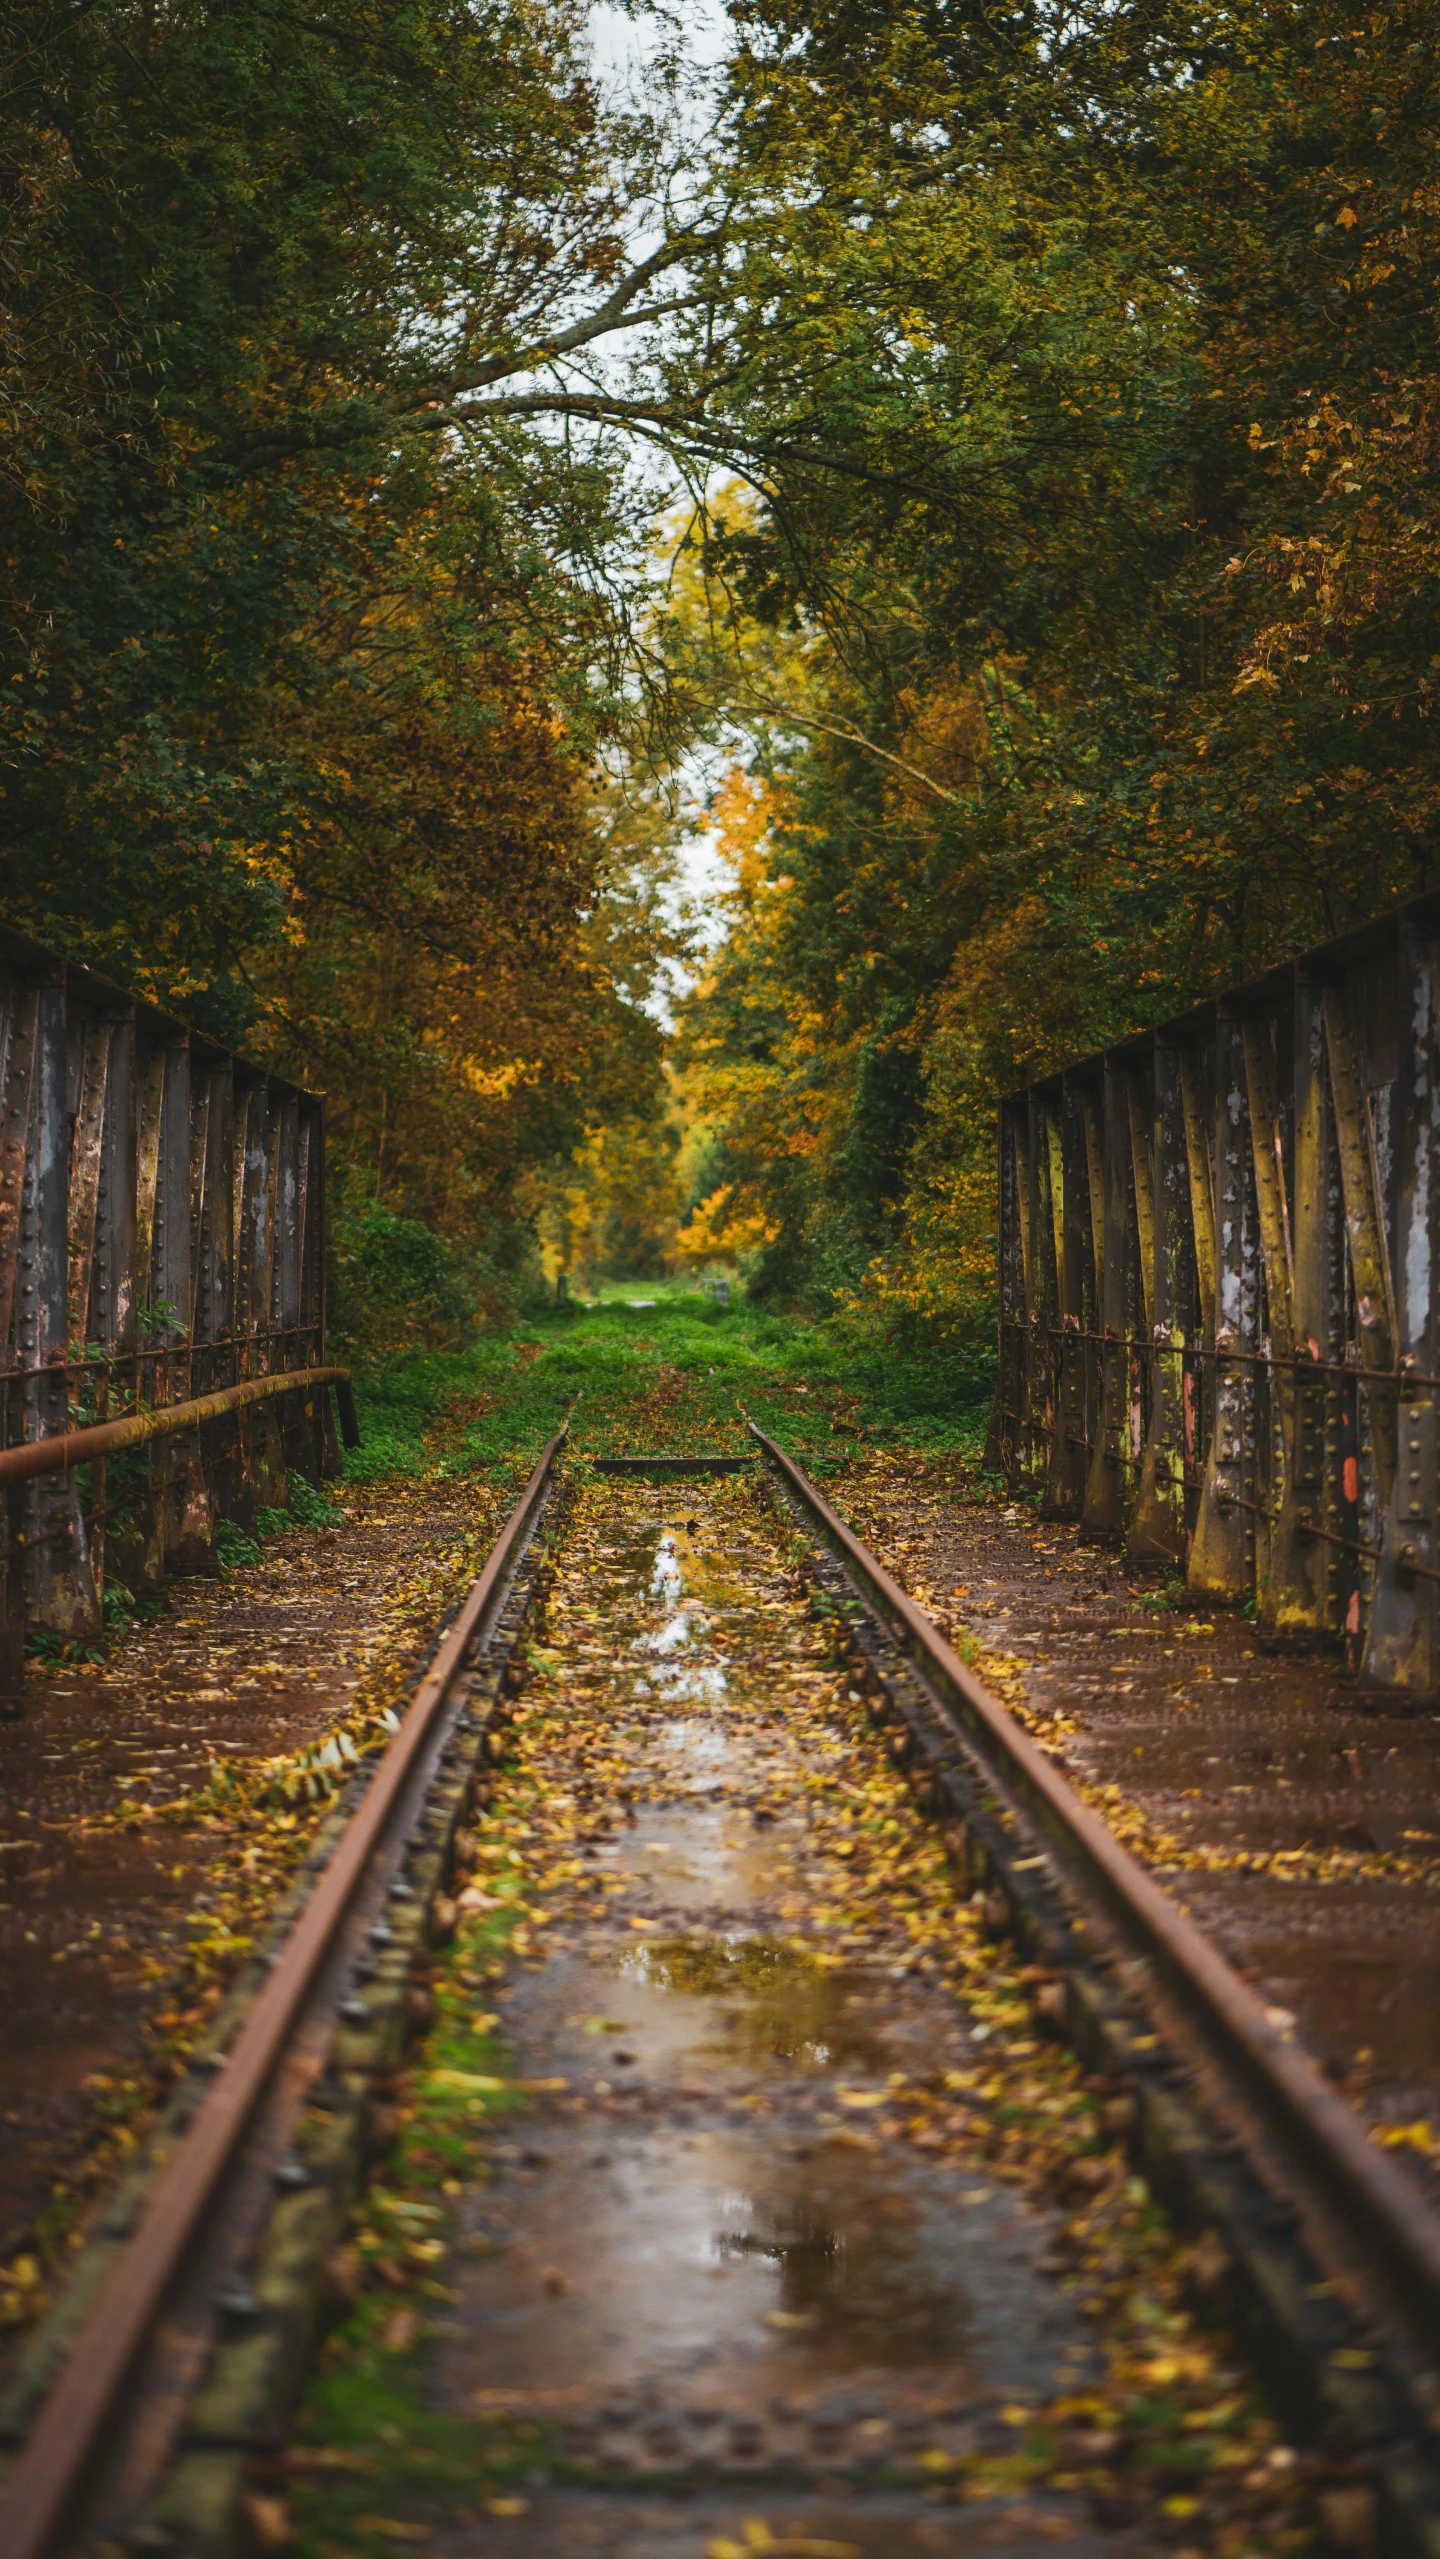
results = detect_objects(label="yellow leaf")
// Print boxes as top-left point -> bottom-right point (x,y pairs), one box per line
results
1374,2119 -> 1438,2155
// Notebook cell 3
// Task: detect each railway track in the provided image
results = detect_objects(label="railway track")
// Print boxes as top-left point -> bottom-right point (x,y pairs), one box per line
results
5,1430 -> 1440,2555
0,1432 -> 569,2559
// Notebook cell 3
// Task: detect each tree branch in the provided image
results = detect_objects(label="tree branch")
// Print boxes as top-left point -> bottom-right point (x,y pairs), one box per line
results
730,694 -> 970,808
395,225 -> 730,411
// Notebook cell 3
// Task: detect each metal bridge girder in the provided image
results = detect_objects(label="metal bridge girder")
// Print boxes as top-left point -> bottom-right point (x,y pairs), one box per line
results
0,924 -> 334,1687
986,891 -> 1440,1699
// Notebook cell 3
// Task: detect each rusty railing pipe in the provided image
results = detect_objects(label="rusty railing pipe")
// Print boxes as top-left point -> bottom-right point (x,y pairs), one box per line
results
0,1365 -> 358,1486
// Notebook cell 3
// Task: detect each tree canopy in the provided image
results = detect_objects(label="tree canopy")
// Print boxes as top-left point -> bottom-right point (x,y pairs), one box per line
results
4,0 -> 1437,1340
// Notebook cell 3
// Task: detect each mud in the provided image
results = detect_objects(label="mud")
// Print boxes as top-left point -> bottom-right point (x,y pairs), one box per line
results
845,1472 -> 1440,2164
0,1491 -> 473,2257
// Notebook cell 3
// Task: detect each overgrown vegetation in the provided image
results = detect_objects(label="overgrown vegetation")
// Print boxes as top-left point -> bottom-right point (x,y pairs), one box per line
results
341,1281 -> 995,1492
6,0 -> 1438,1354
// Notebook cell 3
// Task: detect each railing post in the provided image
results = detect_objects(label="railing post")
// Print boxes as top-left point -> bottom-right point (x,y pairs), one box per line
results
1266,970 -> 1339,1644
1131,1040 -> 1188,1566
1365,917 -> 1438,1692
1083,1057 -> 1134,1537
157,1038 -> 214,1572
1050,1078 -> 1094,1513
986,1100 -> 1028,1482
23,974 -> 103,1644
1190,1008 -> 1258,1601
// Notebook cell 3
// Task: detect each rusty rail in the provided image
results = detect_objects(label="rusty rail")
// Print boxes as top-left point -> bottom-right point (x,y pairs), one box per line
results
0,1423 -> 568,2559
753,1422 -> 1440,2366
986,890 -> 1440,1698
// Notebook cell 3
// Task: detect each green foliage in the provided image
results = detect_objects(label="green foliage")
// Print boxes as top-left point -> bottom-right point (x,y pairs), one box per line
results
327,1206 -> 482,1358
286,1470 -> 334,1529
215,1519 -> 262,1572
100,1579 -> 156,1646
671,0 -> 1440,1333
0,0 -> 676,1261
215,1477 -> 334,1566
11,0 -> 1436,1346
344,1281 -> 993,1496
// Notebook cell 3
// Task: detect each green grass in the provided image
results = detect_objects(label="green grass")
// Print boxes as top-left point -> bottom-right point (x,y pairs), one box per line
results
341,1280 -> 993,1492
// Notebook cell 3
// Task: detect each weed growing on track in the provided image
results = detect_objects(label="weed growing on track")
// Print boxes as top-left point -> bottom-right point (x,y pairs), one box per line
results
343,1279 -> 994,1492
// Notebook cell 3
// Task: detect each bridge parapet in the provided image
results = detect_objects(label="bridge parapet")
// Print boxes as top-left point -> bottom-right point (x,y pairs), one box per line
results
986,891 -> 1440,1697
0,922 -> 343,1687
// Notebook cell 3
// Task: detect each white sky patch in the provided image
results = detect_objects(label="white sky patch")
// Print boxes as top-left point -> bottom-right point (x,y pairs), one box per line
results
588,1 -> 732,88
584,2 -> 748,1022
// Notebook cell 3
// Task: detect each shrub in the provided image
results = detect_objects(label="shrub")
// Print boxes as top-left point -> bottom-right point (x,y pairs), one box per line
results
328,1207 -> 477,1357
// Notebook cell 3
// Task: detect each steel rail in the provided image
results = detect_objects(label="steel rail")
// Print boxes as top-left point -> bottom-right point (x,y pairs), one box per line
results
751,1422 -> 1440,2357
0,1424 -> 568,2559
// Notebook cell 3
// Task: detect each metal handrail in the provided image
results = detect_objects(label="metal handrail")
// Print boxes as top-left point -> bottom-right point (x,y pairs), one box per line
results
0,1365 -> 359,1484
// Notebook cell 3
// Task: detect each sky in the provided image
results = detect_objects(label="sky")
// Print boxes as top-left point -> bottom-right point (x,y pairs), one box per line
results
585,2 -> 743,999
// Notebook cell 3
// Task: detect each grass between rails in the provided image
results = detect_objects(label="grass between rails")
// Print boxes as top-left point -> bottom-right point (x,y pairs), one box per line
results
341,1280 -> 995,1492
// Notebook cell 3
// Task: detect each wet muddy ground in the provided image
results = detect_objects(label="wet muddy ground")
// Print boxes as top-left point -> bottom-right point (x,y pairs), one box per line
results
293,1477 -> 1314,2559
844,1468 -> 1440,2176
0,1485 -> 484,2274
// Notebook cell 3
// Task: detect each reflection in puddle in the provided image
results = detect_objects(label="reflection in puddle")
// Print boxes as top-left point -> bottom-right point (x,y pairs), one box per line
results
443,1487 -> 1099,2436
617,1935 -> 892,2074
449,2120 -> 1082,2408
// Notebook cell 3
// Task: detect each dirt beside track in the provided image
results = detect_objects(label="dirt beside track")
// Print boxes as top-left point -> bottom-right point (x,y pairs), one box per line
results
0,1481 -> 500,2317
842,1464 -> 1440,2186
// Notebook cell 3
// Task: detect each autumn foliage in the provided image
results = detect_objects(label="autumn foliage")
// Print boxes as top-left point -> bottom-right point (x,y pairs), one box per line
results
5,1 -> 1440,1346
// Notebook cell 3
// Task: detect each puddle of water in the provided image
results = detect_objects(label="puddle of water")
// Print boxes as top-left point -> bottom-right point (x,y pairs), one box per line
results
441,1491 -> 1097,2440
450,2121 -> 1074,2413
616,1936 -> 892,2075
437,2494 -> 1120,2559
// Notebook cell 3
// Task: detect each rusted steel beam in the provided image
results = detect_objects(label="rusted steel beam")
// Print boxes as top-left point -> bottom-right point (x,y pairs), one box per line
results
0,1366 -> 356,1486
0,923 -> 337,1680
992,890 -> 1440,1698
